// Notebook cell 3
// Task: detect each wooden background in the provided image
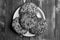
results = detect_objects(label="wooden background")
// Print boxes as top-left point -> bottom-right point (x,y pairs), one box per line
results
0,0 -> 56,40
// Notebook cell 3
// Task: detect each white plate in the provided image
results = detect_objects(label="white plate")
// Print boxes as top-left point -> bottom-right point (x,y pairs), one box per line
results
37,7 -> 46,20
13,7 -> 20,19
13,7 -> 35,37
23,31 -> 35,37
13,6 -> 46,37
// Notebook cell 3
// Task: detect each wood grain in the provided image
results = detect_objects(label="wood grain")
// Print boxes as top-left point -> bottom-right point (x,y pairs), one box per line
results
0,0 -> 55,40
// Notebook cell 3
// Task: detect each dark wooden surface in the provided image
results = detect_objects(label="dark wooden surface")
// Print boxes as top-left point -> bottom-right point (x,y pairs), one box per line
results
0,0 -> 55,40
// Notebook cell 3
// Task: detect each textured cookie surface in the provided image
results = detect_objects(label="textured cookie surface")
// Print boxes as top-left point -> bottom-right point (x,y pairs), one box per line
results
12,2 -> 47,36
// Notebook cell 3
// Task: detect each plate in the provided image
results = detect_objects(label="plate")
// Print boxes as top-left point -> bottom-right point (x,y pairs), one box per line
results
13,7 -> 20,19
23,31 -> 35,37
